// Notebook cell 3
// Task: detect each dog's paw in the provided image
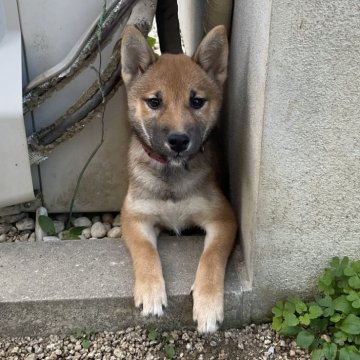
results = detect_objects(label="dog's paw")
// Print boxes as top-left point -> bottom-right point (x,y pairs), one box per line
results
134,276 -> 167,317
192,286 -> 224,333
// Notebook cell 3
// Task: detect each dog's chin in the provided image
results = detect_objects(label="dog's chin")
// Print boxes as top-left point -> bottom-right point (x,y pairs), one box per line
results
167,156 -> 188,167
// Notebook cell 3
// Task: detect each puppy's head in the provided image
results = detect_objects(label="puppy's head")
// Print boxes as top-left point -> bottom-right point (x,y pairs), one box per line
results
121,25 -> 228,164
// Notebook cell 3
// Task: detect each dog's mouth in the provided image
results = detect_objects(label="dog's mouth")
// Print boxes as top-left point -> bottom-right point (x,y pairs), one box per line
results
134,121 -> 207,165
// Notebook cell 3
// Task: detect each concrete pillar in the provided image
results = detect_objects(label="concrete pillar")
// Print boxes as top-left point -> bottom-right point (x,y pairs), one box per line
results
226,0 -> 360,320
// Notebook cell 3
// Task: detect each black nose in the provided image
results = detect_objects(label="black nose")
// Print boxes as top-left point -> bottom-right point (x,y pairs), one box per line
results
167,133 -> 190,153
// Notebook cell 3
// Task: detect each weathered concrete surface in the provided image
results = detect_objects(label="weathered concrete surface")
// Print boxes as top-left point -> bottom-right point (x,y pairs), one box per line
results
226,0 -> 360,322
225,0 -> 272,283
0,237 -> 246,337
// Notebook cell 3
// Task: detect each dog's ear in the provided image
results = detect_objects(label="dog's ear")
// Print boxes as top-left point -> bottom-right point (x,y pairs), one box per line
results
193,25 -> 229,87
121,25 -> 156,86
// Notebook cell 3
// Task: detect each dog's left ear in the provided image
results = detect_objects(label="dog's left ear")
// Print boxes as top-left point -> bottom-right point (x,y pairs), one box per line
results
121,25 -> 156,86
193,25 -> 229,87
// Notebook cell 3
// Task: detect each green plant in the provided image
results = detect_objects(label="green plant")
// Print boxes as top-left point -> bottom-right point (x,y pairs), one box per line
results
72,328 -> 92,350
147,36 -> 156,48
147,326 -> 175,359
272,257 -> 360,359
62,226 -> 87,240
38,215 -> 56,235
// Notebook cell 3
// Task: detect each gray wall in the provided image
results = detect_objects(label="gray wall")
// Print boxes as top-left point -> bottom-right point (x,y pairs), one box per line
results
227,0 -> 360,320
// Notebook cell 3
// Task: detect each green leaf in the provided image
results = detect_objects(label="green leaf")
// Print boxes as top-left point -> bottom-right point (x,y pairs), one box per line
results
69,226 -> 86,237
318,295 -> 333,308
347,291 -> 359,302
38,215 -> 56,236
340,314 -> 360,335
353,261 -> 360,273
61,229 -> 82,240
309,305 -> 324,319
272,306 -> 283,318
82,339 -> 91,349
280,326 -> 301,336
321,271 -> 334,286
349,276 -> 360,290
164,343 -> 175,359
345,267 -> 357,277
333,296 -> 353,314
322,343 -> 337,360
336,257 -> 350,276
311,349 -> 325,360
352,299 -> 360,309
339,346 -> 360,360
296,330 -> 315,349
289,296 -> 308,314
310,318 -> 329,333
147,325 -> 158,341
272,317 -> 283,331
72,328 -> 82,339
284,301 -> 296,314
283,312 -> 300,327
147,36 -> 156,48
299,313 -> 311,326
331,257 -> 340,268
334,331 -> 348,346
330,313 -> 342,323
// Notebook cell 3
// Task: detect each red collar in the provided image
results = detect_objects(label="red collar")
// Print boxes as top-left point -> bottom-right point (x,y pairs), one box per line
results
141,144 -> 167,164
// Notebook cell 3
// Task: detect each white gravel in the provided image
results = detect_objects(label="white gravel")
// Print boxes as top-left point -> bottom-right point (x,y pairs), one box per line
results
0,324 -> 310,360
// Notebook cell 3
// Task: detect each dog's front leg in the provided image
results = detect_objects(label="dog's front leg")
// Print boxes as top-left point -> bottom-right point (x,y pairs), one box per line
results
121,210 -> 167,316
192,204 -> 237,333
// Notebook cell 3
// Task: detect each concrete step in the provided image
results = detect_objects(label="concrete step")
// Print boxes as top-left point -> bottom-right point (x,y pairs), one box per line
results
0,236 -> 249,337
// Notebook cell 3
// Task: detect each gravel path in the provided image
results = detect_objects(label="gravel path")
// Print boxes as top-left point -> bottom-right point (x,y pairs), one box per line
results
0,324 -> 310,360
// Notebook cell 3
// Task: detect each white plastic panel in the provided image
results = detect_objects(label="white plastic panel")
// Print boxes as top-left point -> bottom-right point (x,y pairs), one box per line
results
0,0 -> 34,208
18,0 -> 131,212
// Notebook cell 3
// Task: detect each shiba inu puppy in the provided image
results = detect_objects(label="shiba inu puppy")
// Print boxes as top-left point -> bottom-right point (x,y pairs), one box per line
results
120,25 -> 237,333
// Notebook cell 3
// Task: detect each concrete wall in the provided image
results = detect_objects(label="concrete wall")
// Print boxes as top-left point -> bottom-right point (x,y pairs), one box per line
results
227,0 -> 360,320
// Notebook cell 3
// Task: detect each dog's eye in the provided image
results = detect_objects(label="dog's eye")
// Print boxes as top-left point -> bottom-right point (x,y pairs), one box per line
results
146,98 -> 162,110
189,97 -> 206,110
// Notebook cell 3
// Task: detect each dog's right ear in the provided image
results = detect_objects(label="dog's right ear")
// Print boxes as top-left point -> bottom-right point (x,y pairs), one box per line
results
121,25 -> 156,86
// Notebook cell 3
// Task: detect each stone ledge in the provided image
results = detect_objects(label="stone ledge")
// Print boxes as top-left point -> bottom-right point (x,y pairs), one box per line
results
0,237 -> 249,336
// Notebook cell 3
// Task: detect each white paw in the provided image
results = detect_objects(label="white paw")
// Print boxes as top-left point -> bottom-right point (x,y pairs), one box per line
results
134,277 -> 167,317
192,287 -> 224,333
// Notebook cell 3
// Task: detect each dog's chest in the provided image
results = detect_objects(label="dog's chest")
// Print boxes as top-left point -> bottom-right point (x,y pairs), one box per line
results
128,196 -> 209,233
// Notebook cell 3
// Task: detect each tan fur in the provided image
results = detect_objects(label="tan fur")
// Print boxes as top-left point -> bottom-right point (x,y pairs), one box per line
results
120,25 -> 237,333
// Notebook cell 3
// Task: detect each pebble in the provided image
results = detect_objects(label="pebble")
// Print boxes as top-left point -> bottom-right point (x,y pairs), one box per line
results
104,223 -> 112,232
43,236 -> 60,242
28,232 -> 36,242
113,214 -> 121,226
113,348 -> 122,357
74,217 -> 92,228
55,214 -> 68,223
0,325 -> 315,360
102,213 -> 114,224
53,220 -> 65,233
0,233 -> 6,243
91,222 -> 107,238
81,228 -> 91,239
16,218 -> 35,231
0,212 -> 27,224
91,215 -> 101,224
107,226 -> 122,238
19,231 -> 30,241
0,224 -> 11,235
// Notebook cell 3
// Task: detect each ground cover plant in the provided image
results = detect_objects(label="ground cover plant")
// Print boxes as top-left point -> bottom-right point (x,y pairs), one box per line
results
272,257 -> 360,359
